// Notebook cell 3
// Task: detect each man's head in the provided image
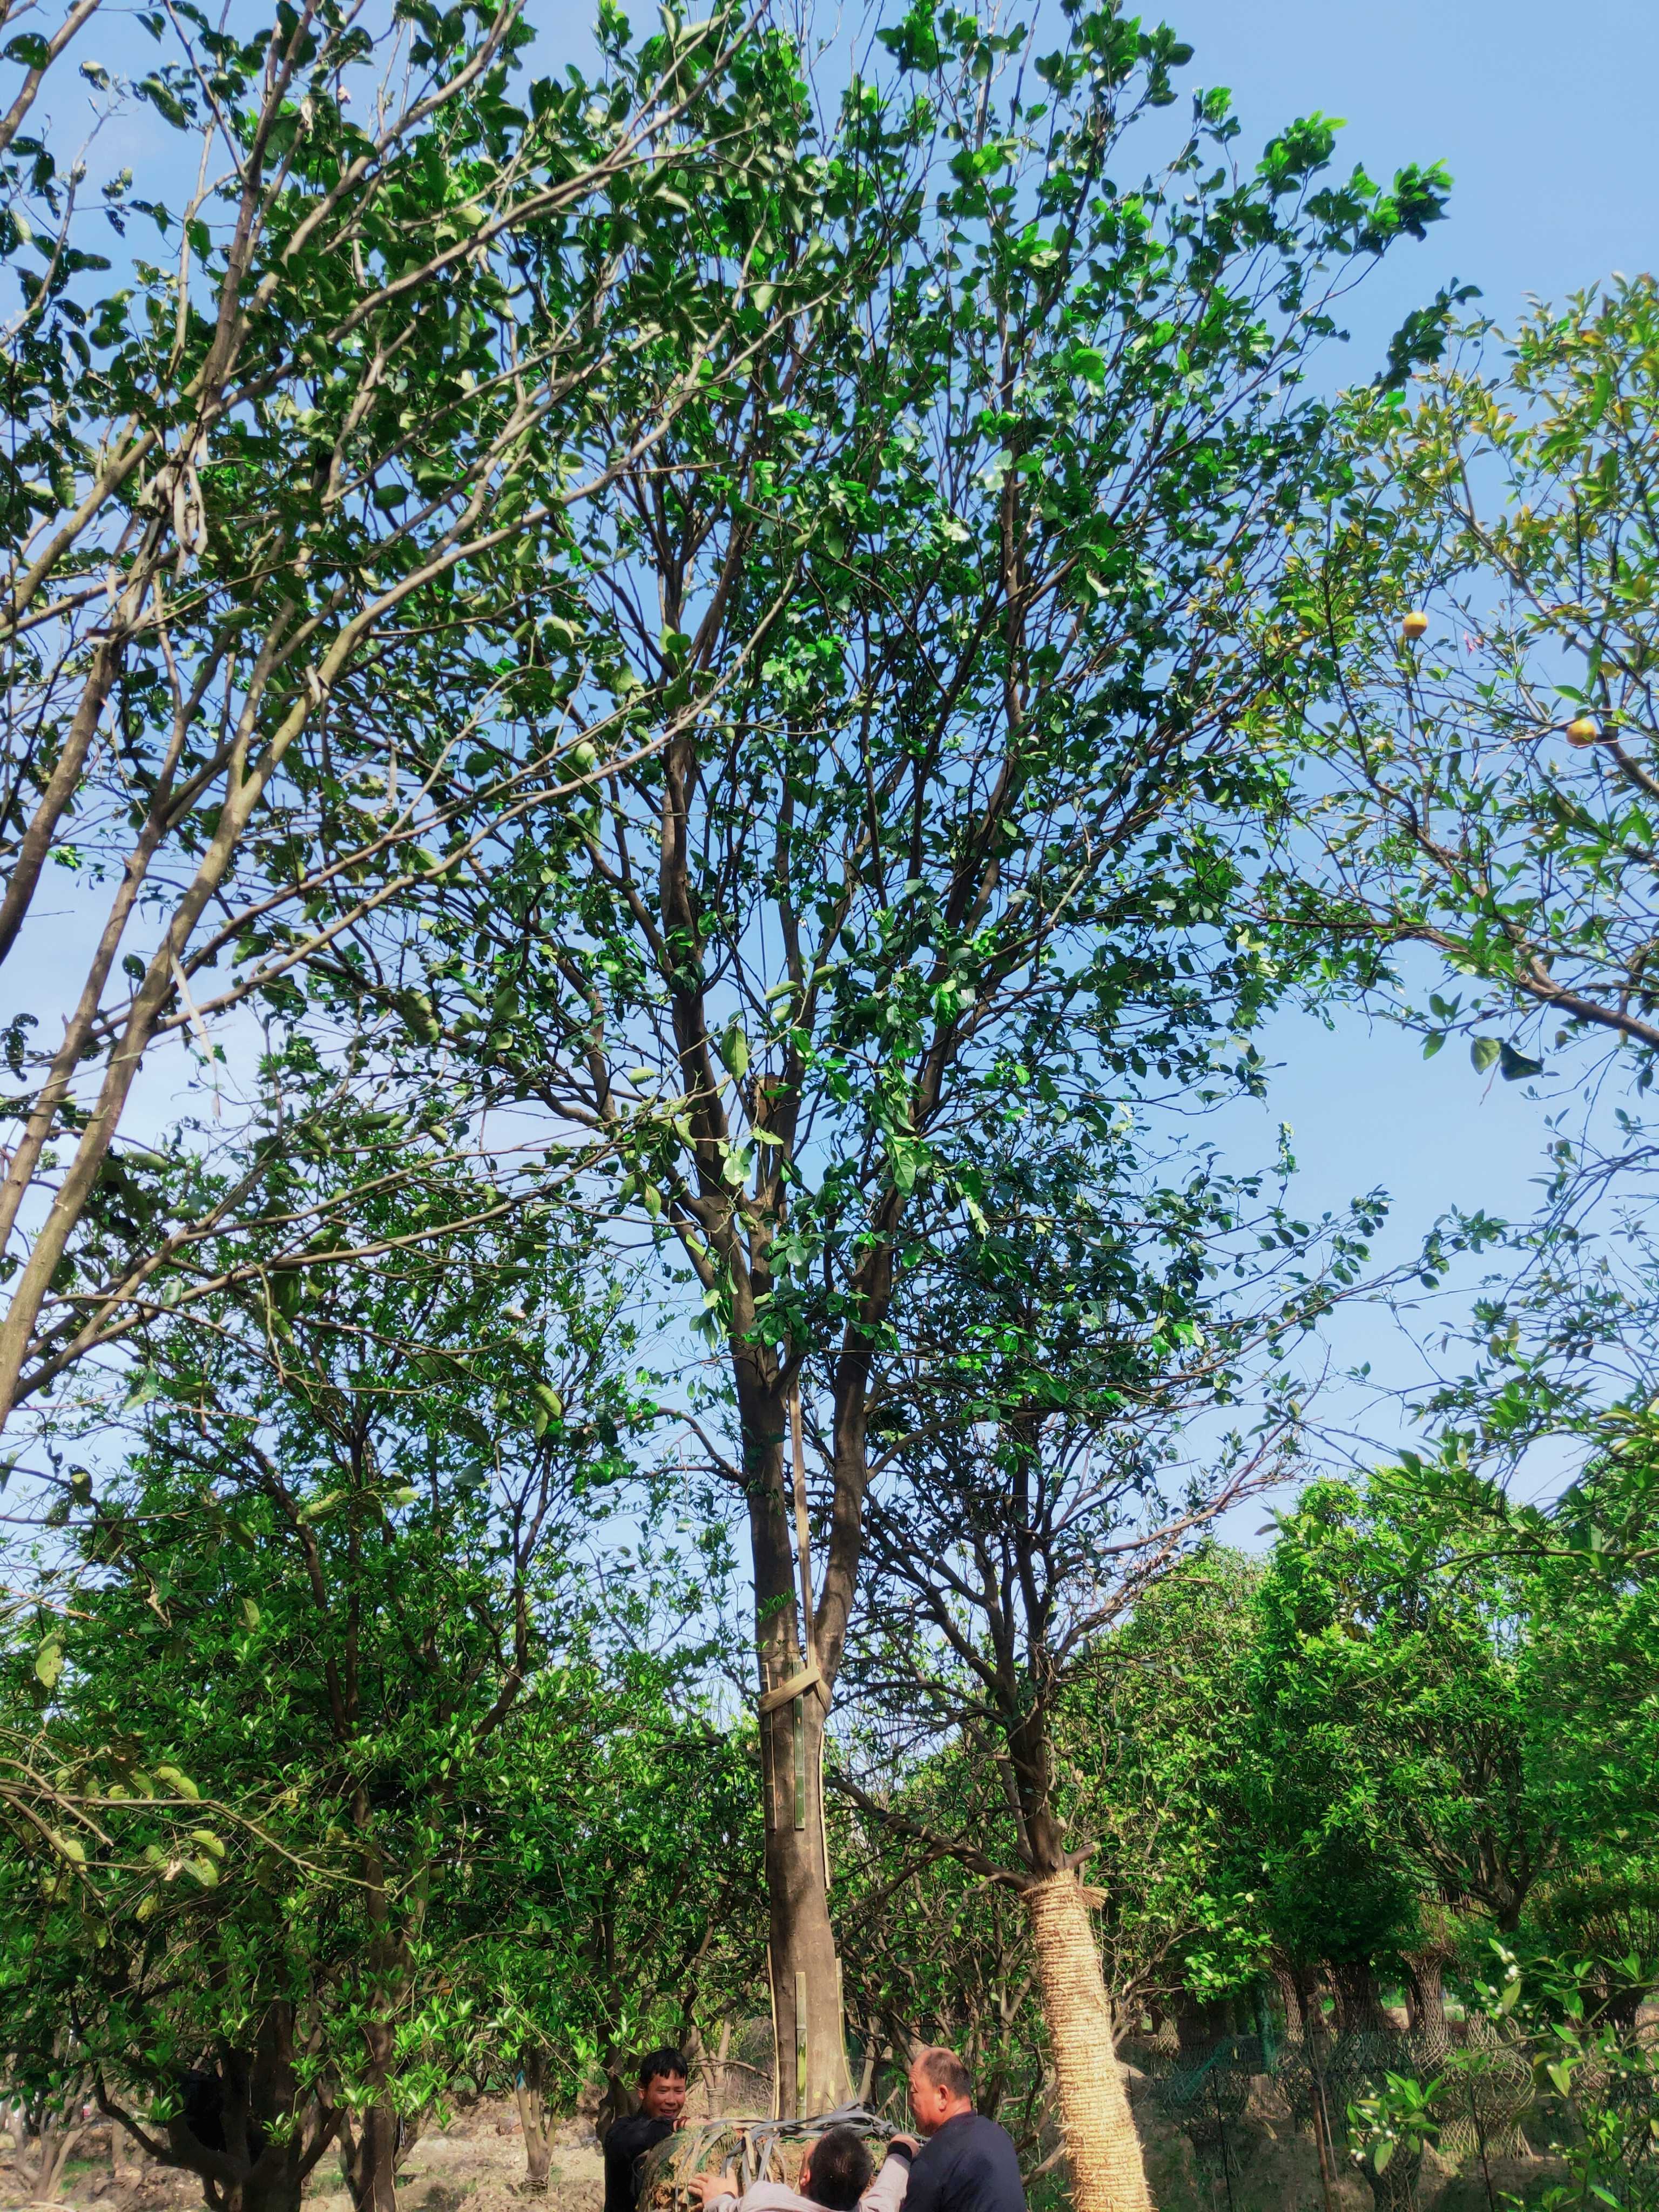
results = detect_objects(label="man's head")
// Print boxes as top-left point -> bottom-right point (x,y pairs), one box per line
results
907,2047 -> 973,2137
801,2127 -> 873,2212
637,2048 -> 689,2123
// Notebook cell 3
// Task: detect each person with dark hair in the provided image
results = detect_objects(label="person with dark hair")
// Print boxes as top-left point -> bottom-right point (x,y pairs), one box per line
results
691,2123 -> 911,2212
602,2048 -> 690,2212
897,2047 -> 1025,2212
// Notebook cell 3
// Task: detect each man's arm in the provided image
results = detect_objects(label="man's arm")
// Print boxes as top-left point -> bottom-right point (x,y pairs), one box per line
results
696,2181 -> 819,2212
691,2169 -> 740,2212
860,2146 -> 914,2212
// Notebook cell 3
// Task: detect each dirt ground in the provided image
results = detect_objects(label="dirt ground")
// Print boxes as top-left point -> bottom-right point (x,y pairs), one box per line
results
0,2099 -> 603,2212
0,2093 -> 1563,2212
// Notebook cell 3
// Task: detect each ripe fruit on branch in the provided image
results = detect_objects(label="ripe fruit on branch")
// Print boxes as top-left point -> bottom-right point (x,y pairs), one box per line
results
1566,716 -> 1602,746
1401,610 -> 1429,642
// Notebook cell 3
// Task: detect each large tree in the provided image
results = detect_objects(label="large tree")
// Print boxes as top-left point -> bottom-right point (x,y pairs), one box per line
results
321,2 -> 1449,2114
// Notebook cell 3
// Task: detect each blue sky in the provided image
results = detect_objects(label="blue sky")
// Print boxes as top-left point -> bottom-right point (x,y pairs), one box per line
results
1123,0 -> 1659,1441
1170,0 -> 1659,344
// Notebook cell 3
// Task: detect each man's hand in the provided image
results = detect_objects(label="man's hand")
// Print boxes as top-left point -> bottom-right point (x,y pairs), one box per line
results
690,2170 -> 737,2207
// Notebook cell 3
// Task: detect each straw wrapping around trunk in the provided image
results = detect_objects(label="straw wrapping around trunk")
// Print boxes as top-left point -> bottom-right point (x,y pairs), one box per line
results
1023,1871 -> 1153,2212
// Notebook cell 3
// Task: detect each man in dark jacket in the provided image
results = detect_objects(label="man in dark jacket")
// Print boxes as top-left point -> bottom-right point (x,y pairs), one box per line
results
602,2048 -> 689,2212
895,2049 -> 1024,2212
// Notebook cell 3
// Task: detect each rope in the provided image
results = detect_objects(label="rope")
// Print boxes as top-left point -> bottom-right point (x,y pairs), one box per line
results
638,2105 -> 894,2208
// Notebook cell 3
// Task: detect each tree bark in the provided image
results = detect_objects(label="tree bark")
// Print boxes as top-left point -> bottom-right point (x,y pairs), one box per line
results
1022,1873 -> 1150,2212
1402,1951 -> 1449,2046
29,2117 -> 84,2201
740,1363 -> 852,2120
338,2102 -> 399,2212
240,2173 -> 306,2212
1328,1961 -> 1389,2038
763,1689 -> 852,2116
516,2051 -> 554,2195
93,2005 -> 339,2212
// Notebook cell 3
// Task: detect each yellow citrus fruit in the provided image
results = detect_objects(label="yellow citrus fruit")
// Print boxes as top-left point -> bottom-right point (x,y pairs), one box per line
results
1566,716 -> 1601,746
1401,610 -> 1429,642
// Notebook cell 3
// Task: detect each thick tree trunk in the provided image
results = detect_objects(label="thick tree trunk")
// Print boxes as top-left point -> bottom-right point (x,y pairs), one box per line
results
1328,1962 -> 1389,2038
742,1368 -> 852,2120
1022,1873 -> 1150,2212
100,2012 -> 334,2212
338,2102 -> 399,2212
762,1685 -> 853,2115
516,2051 -> 554,2194
240,2173 -> 306,2212
1402,1951 -> 1449,2046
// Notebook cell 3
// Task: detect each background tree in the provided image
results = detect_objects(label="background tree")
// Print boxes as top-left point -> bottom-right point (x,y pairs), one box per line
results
1061,1548 -> 1269,2021
834,1756 -> 1056,2142
477,1697 -> 765,2191
841,1127 -> 1382,2212
1280,276 -> 1659,1126
0,1102 -> 676,2212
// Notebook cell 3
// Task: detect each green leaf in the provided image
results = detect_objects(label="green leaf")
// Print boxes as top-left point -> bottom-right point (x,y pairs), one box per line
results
718,1022 -> 750,1078
531,1379 -> 563,1437
34,1634 -> 64,1689
1469,1037 -> 1500,1073
1498,1041 -> 1543,1081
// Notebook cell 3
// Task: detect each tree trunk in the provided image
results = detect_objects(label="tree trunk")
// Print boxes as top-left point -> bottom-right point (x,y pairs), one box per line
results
1402,1951 -> 1449,2048
1329,1962 -> 1388,2038
30,2119 -> 84,2201
1022,1873 -> 1150,2212
763,1685 -> 853,2116
339,2103 -> 399,2212
240,2172 -> 306,2212
743,1367 -> 852,2121
516,2051 -> 554,2194
1290,1968 -> 1340,2212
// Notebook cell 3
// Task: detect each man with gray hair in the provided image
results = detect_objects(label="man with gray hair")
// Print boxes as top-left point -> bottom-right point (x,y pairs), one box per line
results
898,2048 -> 1025,2212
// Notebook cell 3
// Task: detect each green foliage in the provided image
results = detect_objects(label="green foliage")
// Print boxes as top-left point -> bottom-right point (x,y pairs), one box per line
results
1283,277 -> 1659,1091
326,0 -> 1449,1704
1070,1553 -> 1272,2006
1242,1468 -> 1549,1953
1228,1444 -> 1658,1997
1353,1946 -> 1659,2210
0,0 -> 831,1418
0,1105 -> 758,2199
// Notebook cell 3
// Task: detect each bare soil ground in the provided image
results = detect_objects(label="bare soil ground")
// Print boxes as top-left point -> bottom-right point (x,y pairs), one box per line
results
0,2092 -> 1562,2212
0,2099 -> 603,2212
